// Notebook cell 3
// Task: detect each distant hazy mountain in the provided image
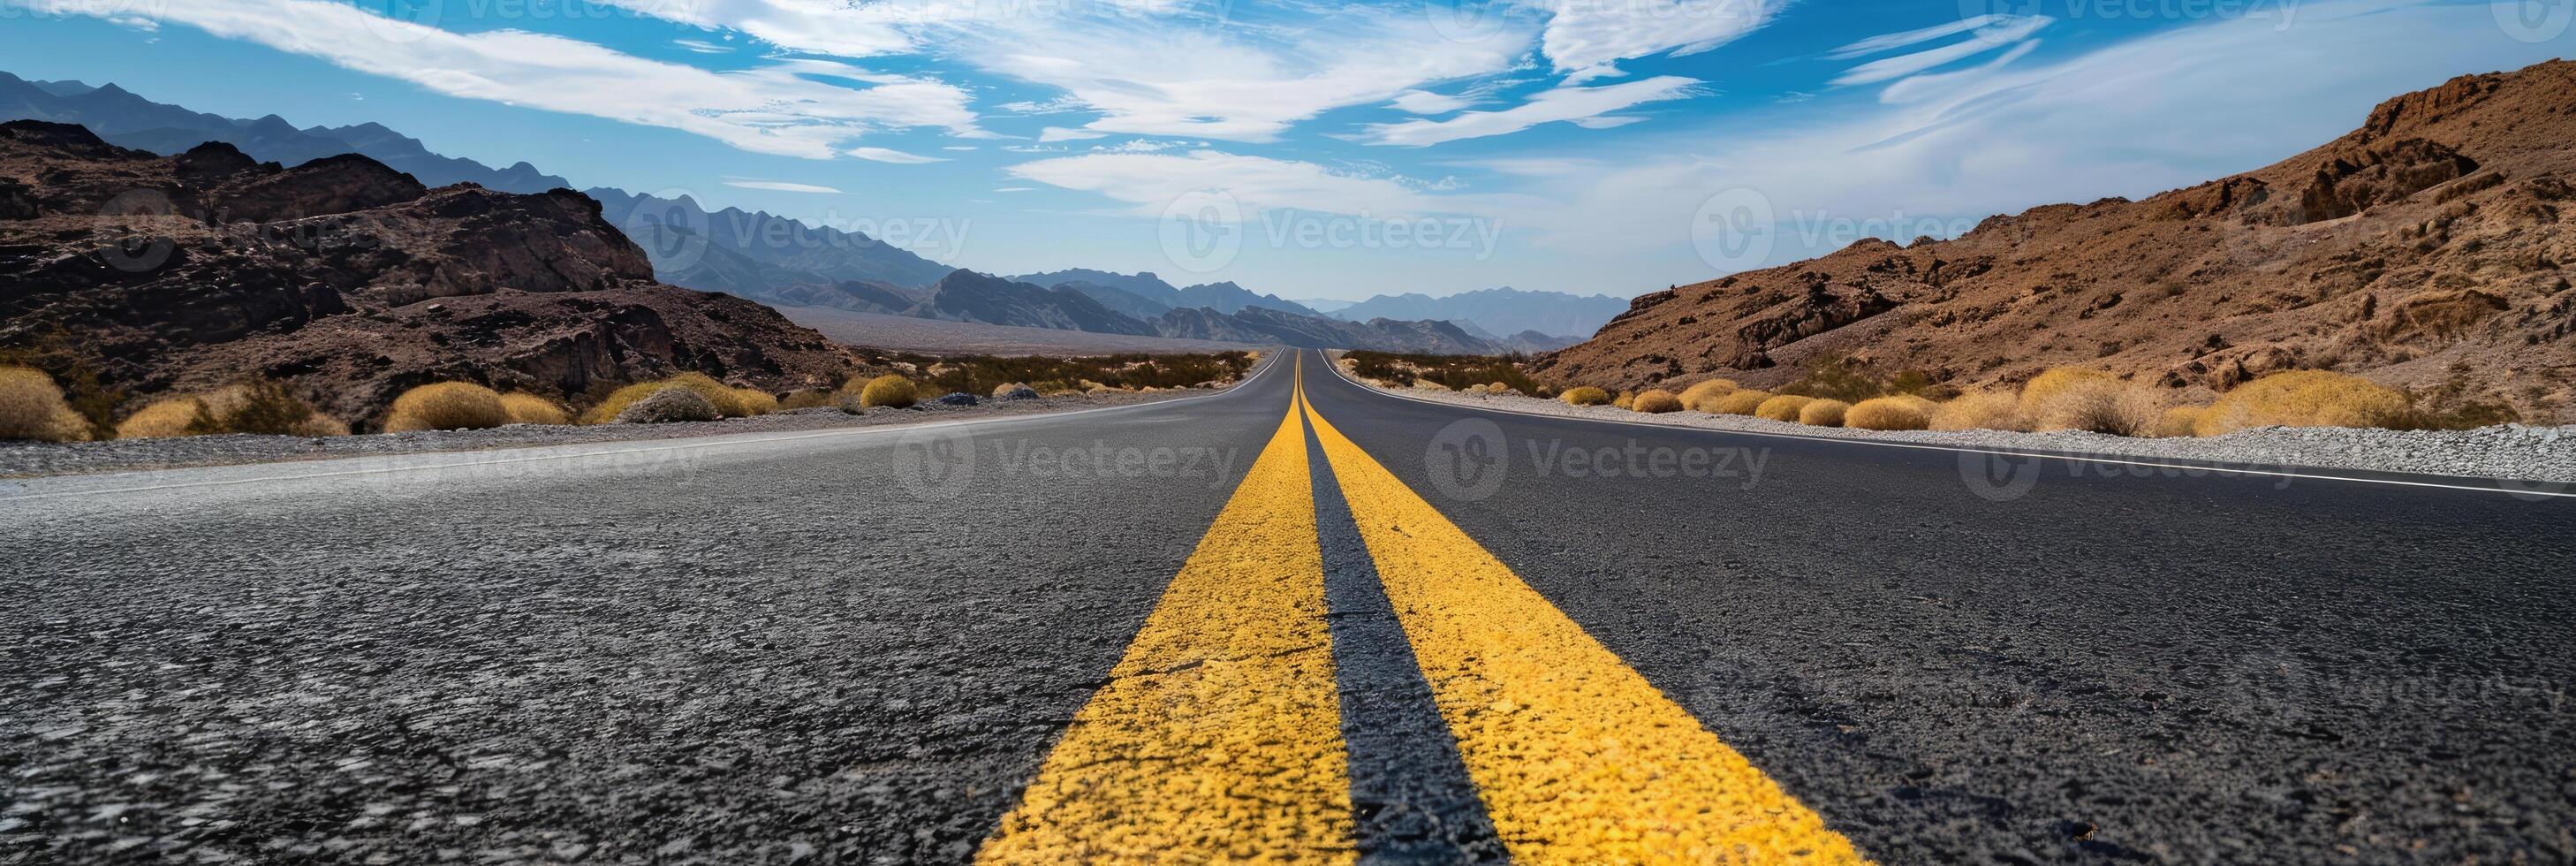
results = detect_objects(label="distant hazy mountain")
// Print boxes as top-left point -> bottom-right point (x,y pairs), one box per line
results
1290,298 -> 1357,314
1330,287 -> 1629,339
1009,270 -> 1329,319
911,270 -> 1512,353
0,72 -> 571,192
588,187 -> 954,298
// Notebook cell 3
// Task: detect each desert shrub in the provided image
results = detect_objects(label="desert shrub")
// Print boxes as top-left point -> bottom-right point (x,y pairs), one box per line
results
1930,391 -> 2030,432
1778,356 -> 1942,402
1487,381 -> 1519,396
731,388 -> 778,416
1678,378 -> 1739,411
1754,394 -> 1815,422
1632,390 -> 1684,413
1562,386 -> 1611,406
291,414 -> 351,437
781,388 -> 837,410
853,374 -> 919,408
1612,391 -> 1635,410
992,383 -> 1040,401
2150,406 -> 2208,438
1413,379 -> 1451,392
0,366 -> 95,443
1711,389 -> 1775,415
2018,368 -> 2115,415
2196,369 -> 2410,435
582,382 -> 669,425
615,386 -> 722,423
659,372 -> 753,418
498,392 -> 572,426
1847,396 -> 1935,430
1343,350 -> 1541,393
116,398 -> 207,439
1799,399 -> 1849,427
2031,377 -> 2164,437
193,381 -> 326,436
384,382 -> 508,432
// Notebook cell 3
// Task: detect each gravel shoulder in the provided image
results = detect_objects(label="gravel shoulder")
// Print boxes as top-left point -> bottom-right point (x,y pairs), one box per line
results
0,387 -> 1230,479
1341,369 -> 2576,485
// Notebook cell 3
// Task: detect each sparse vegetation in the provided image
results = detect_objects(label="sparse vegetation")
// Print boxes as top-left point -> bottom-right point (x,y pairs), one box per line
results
499,392 -> 572,426
1562,386 -> 1612,406
1612,391 -> 1635,410
731,388 -> 779,417
384,382 -> 509,432
1778,356 -> 1943,402
2028,375 -> 2165,437
0,366 -> 93,443
1930,391 -> 2029,432
115,398 -> 205,440
1678,378 -> 1739,412
895,350 -> 1256,397
2196,369 -> 2411,435
852,375 -> 920,409
1710,390 -> 1775,415
1632,389 -> 1683,413
1847,395 -> 1936,430
2151,406 -> 2208,438
613,387 -> 721,424
1799,399 -> 1849,427
2017,367 -> 2116,416
111,380 -> 345,438
1754,394 -> 1815,422
1345,351 -> 1541,394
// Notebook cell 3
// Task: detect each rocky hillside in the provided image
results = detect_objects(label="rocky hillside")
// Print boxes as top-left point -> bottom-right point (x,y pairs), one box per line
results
1534,60 -> 2576,422
0,121 -> 848,427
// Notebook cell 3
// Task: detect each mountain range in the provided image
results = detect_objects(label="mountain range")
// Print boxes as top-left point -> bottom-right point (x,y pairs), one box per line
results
1534,59 -> 2576,422
0,70 -> 1599,354
1327,287 -> 1628,339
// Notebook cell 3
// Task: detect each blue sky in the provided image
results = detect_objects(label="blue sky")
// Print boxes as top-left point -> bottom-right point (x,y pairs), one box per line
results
0,0 -> 2565,300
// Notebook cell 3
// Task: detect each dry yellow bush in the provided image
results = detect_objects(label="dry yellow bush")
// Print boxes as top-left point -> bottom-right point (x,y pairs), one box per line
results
1678,378 -> 1739,412
582,381 -> 667,424
116,397 -> 207,439
731,388 -> 778,416
1632,389 -> 1683,413
2031,377 -> 2164,436
1487,381 -> 1518,396
1754,394 -> 1815,422
498,392 -> 572,426
2151,406 -> 2208,438
291,414 -> 351,437
383,382 -> 508,432
2195,369 -> 2410,436
1611,391 -> 1635,410
1413,380 -> 1451,391
1930,391 -> 2029,432
1799,399 -> 1849,427
1711,389 -> 1775,415
660,372 -> 752,417
2019,368 -> 2115,414
1847,396 -> 1934,430
1562,386 -> 1611,406
0,366 -> 93,443
854,374 -> 919,408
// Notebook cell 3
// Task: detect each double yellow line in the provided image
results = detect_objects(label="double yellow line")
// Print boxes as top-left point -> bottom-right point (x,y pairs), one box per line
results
981,356 -> 1868,864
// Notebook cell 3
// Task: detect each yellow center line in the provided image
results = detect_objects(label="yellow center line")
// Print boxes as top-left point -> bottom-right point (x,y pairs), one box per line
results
1298,378 -> 1871,865
980,355 -> 1356,864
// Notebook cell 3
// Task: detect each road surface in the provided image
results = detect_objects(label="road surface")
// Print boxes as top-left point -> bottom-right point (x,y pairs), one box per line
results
4,350 -> 2571,863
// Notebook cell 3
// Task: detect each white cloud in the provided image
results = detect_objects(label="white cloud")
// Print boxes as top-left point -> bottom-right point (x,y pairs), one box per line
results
1006,149 -> 1539,221
995,186 -> 1035,192
1357,76 -> 1701,146
1830,14 -> 2050,86
724,179 -> 844,193
1536,0 -> 1774,73
674,38 -> 732,53
1391,89 -> 1479,115
847,147 -> 950,163
6,0 -> 985,159
1038,126 -> 1109,142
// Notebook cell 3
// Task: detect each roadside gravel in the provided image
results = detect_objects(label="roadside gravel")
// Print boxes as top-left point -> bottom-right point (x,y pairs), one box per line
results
1366,379 -> 2576,484
0,388 -> 1223,479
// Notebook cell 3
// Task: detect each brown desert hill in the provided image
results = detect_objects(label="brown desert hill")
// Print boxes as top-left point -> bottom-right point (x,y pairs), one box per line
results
0,121 -> 849,428
1533,59 -> 2576,423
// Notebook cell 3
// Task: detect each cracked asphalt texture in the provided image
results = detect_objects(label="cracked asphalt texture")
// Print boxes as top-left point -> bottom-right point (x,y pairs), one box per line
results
6,349 -> 2572,863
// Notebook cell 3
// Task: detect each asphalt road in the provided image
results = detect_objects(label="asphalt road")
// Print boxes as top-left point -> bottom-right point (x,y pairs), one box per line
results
4,349 -> 2572,863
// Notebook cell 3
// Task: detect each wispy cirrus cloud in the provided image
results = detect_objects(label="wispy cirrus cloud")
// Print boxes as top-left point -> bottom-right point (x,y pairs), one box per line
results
3,0 -> 987,159
724,179 -> 845,193
1356,76 -> 1703,146
848,147 -> 951,163
1829,13 -> 2052,87
1006,149 -> 1536,220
